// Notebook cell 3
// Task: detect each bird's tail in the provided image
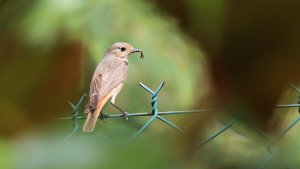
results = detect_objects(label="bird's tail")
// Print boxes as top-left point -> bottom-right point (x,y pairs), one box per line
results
83,100 -> 105,132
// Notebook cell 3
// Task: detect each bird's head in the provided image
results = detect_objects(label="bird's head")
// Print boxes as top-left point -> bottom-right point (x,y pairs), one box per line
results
106,42 -> 144,59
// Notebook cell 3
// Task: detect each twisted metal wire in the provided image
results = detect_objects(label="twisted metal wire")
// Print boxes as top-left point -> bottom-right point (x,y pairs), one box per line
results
259,84 -> 300,169
129,81 -> 183,141
62,94 -> 85,142
59,82 -> 300,168
195,83 -> 300,169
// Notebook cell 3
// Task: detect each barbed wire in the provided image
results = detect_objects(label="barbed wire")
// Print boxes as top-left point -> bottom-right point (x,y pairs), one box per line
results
59,81 -> 300,169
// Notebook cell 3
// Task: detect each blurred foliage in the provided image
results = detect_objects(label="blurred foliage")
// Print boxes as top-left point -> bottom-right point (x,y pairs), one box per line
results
154,0 -> 300,130
1,0 -> 300,169
0,0 -> 206,136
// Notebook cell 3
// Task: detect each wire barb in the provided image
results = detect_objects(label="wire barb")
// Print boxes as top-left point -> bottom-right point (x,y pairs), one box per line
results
58,83 -> 300,169
129,81 -> 182,141
62,94 -> 86,142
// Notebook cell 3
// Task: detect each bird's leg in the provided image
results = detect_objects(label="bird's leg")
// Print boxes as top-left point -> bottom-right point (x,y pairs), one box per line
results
111,102 -> 129,120
99,111 -> 108,122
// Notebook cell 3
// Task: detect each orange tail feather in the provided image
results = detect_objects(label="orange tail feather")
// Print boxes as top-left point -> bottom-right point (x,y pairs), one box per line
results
83,98 -> 108,132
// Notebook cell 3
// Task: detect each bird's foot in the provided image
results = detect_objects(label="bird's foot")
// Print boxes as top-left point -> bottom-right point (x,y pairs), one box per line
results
123,112 -> 129,121
100,112 -> 108,122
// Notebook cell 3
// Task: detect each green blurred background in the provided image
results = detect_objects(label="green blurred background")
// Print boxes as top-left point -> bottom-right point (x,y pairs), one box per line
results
1,0 -> 300,168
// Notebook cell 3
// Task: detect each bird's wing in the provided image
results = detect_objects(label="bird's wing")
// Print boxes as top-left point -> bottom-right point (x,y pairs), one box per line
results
88,73 -> 102,111
87,57 -> 128,111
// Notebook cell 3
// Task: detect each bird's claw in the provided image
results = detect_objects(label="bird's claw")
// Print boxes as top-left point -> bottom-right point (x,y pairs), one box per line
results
123,112 -> 129,120
100,113 -> 108,122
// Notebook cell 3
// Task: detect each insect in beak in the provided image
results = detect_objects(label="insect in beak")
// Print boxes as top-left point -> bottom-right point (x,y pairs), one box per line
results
131,48 -> 144,59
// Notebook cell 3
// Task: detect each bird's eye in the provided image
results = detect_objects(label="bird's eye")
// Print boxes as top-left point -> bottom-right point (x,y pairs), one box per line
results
120,47 -> 126,52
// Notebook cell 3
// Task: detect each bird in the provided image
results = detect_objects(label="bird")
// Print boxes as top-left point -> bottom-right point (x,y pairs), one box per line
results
83,42 -> 144,132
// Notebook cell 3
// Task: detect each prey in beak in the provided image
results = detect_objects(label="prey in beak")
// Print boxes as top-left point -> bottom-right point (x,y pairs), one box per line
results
131,48 -> 144,59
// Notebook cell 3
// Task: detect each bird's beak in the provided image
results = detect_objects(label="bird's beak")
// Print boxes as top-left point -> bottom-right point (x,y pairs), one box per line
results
131,48 -> 144,59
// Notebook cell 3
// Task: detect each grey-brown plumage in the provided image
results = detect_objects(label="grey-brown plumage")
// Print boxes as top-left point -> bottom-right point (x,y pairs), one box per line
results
87,56 -> 128,112
83,42 -> 144,132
